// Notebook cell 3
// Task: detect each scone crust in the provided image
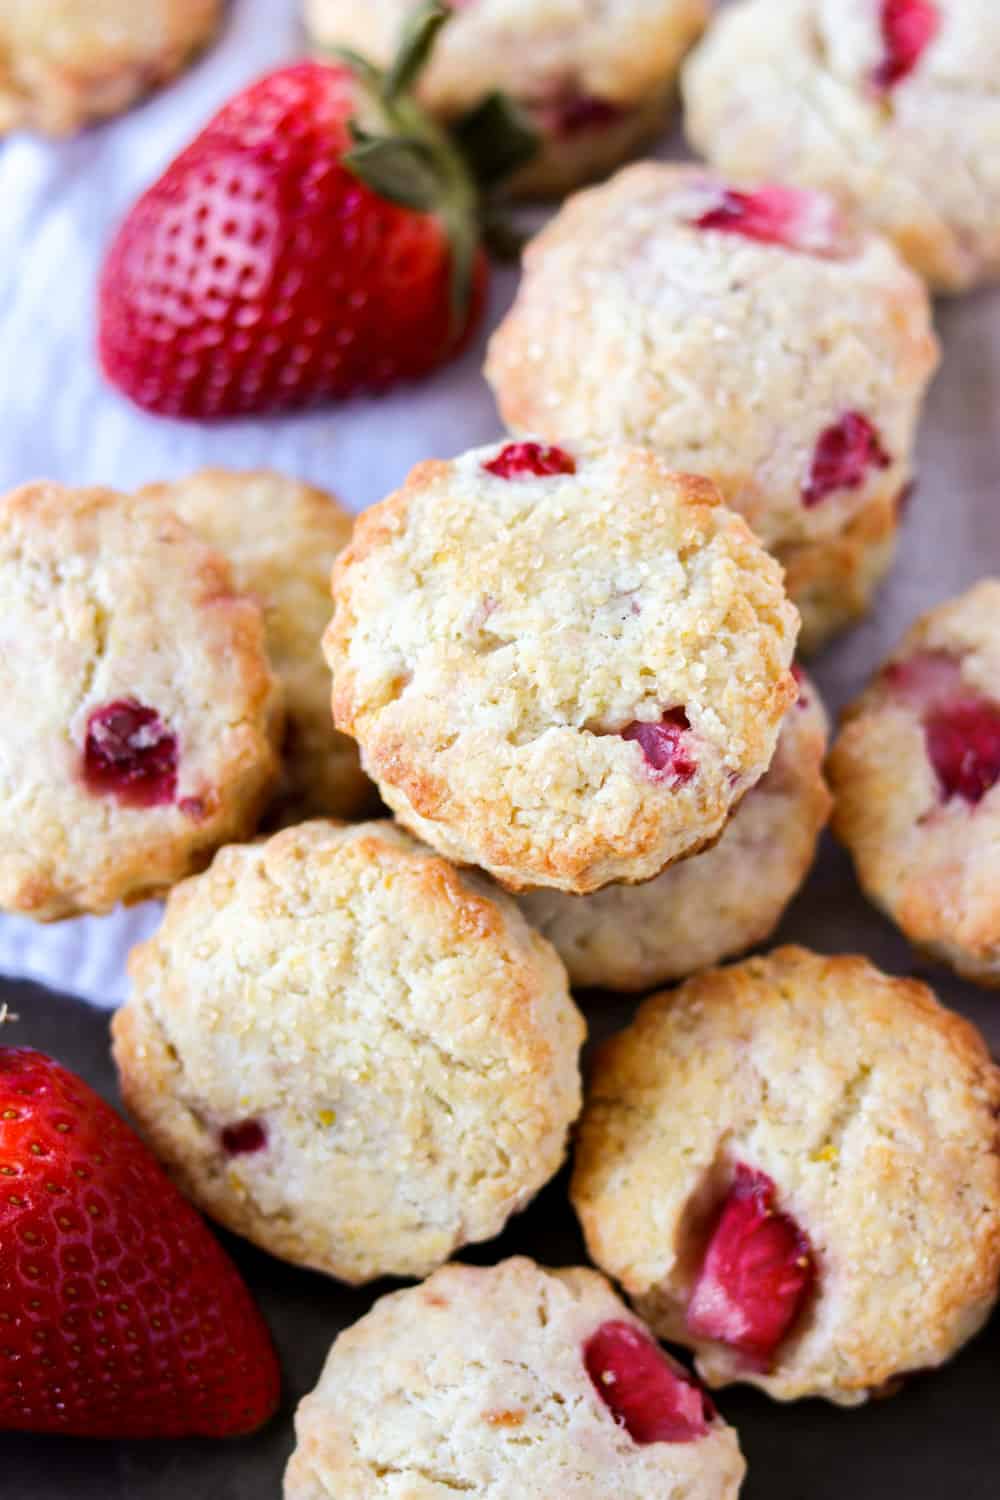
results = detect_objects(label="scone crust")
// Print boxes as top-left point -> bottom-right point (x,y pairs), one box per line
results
829,579 -> 1000,985
0,481 -> 282,921
485,162 -> 937,648
325,443 -> 799,894
0,0 -> 223,136
684,0 -> 1000,293
519,671 -> 830,991
304,0 -> 709,196
140,469 -> 371,824
572,946 -> 1000,1404
284,1256 -> 746,1500
114,820 -> 585,1283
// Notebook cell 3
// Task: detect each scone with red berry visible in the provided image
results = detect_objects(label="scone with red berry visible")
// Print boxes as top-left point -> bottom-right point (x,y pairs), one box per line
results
486,163 -> 939,652
0,481 -> 282,921
141,469 -> 371,825
303,0 -> 709,198
284,1257 -> 746,1500
829,580 -> 1000,985
324,440 -> 799,895
519,668 -> 831,991
572,947 -> 1000,1405
684,0 -> 1000,293
114,820 -> 585,1284
0,0 -> 223,136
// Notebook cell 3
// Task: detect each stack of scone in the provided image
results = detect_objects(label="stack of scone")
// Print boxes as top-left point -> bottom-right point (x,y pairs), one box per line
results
5,1 -> 1000,1495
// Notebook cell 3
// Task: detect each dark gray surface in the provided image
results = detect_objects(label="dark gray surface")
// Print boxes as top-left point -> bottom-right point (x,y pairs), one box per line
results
4,826 -> 1000,1500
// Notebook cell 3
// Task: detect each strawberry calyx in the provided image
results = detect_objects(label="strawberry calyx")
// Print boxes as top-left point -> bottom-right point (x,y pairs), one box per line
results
332,2 -> 537,325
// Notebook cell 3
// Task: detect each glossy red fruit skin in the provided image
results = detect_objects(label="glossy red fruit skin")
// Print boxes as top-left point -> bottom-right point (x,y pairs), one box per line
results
874,0 -> 940,90
0,1048 -> 280,1438
686,1164 -> 815,1368
483,442 -> 577,479
584,1320 -> 714,1444
83,699 -> 178,807
98,62 -> 487,419
622,709 -> 696,786
802,412 -> 890,508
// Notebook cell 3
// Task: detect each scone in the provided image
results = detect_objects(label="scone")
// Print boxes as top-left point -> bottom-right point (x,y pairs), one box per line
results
572,947 -> 1000,1406
284,1257 -> 746,1500
303,0 -> 709,198
113,820 -> 585,1284
324,441 -> 799,895
0,0 -> 223,136
485,163 -> 939,653
0,481 -> 282,922
519,668 -> 831,991
828,580 -> 1000,985
684,0 -> 1000,294
140,469 -> 371,825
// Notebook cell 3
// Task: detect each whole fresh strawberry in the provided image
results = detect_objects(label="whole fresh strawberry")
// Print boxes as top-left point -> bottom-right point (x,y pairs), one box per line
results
0,1047 -> 280,1438
97,3 -> 534,418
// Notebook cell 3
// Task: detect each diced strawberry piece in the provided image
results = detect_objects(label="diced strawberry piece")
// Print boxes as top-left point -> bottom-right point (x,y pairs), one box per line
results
622,709 -> 696,786
874,0 -> 940,90
83,699 -> 178,807
802,412 -> 890,507
883,651 -> 1000,806
686,1164 -> 815,1366
925,703 -> 1000,806
221,1119 -> 268,1156
483,442 -> 577,479
693,184 -> 844,257
540,93 -> 627,137
584,1320 -> 714,1444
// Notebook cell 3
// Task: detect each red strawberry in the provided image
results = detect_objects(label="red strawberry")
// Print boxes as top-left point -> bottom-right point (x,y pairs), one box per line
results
83,699 -> 178,807
925,702 -> 1000,806
874,0 -> 940,90
584,1319 -> 715,1444
622,710 -> 697,787
0,1048 -> 280,1438
483,441 -> 577,479
693,184 -> 845,258
802,411 -> 891,507
97,3 -> 535,419
686,1164 -> 814,1367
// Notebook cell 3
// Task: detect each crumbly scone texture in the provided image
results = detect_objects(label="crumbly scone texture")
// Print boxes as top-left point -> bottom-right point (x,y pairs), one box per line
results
572,947 -> 1000,1405
519,671 -> 830,991
140,469 -> 371,825
284,1256 -> 746,1500
829,579 -> 1000,986
114,820 -> 585,1283
0,481 -> 282,922
0,0 -> 223,136
485,162 -> 937,645
683,0 -> 1000,293
780,491 -> 900,655
325,443 -> 799,894
304,0 -> 708,196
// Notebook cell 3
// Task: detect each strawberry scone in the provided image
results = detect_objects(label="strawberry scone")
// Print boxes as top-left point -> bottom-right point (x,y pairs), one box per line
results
303,0 -> 709,198
141,469 -> 370,825
324,441 -> 799,895
285,1257 -> 746,1500
684,0 -> 1000,293
519,668 -> 831,991
0,0 -> 223,136
0,481 -> 282,921
486,163 -> 939,652
114,820 -> 585,1284
572,947 -> 1000,1406
829,580 -> 1000,985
